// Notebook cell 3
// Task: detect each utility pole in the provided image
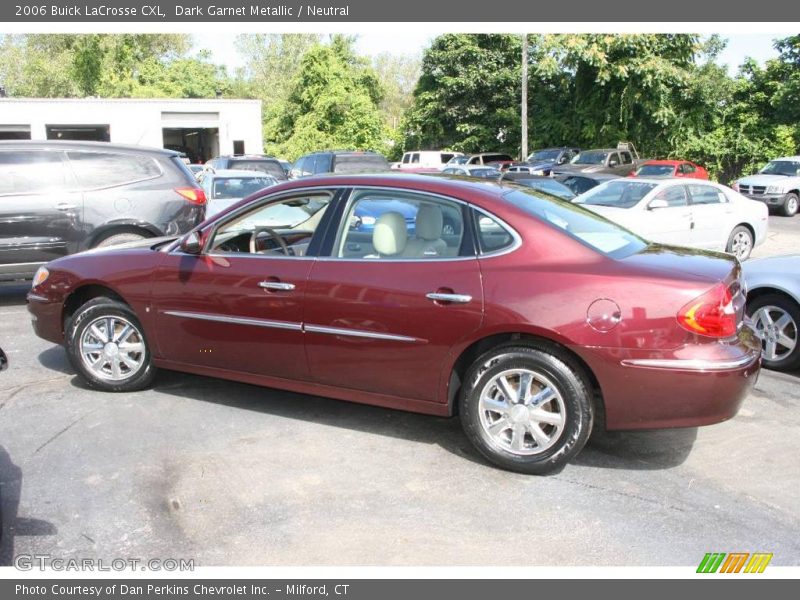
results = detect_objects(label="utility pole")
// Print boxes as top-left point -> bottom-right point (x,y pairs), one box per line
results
521,34 -> 528,161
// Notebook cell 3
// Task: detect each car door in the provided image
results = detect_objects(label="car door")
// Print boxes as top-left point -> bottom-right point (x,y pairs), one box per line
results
640,184 -> 693,246
303,187 -> 483,403
0,149 -> 83,270
150,188 -> 341,380
687,184 -> 730,250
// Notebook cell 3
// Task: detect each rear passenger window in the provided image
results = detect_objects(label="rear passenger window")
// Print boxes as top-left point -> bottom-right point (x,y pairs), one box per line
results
336,191 -> 465,260
67,152 -> 161,189
474,211 -> 515,254
0,151 -> 74,195
689,185 -> 725,205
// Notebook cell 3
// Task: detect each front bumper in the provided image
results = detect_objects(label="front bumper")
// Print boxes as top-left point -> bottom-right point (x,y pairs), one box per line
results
742,193 -> 786,207
28,292 -> 64,345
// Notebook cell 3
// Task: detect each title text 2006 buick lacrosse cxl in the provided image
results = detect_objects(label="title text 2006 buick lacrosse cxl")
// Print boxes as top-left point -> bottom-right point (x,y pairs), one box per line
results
27,174 -> 761,474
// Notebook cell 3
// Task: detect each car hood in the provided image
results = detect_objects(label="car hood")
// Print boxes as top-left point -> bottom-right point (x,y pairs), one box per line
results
556,164 -> 607,173
737,174 -> 800,185
526,161 -> 557,170
577,204 -> 632,218
743,254 -> 800,274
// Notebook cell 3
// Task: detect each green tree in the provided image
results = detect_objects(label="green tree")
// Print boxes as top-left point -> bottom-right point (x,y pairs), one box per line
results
267,39 -> 387,159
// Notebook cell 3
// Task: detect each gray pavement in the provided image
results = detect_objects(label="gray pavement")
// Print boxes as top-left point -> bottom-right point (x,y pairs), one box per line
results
0,215 -> 799,567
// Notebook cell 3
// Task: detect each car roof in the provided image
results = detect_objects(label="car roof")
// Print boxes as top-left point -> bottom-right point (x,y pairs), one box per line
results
222,155 -> 281,161
771,156 -> 800,162
640,160 -> 685,166
206,169 -> 276,178
0,140 -> 179,156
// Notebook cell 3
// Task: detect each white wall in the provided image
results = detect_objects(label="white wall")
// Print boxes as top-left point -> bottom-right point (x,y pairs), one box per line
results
0,98 -> 263,155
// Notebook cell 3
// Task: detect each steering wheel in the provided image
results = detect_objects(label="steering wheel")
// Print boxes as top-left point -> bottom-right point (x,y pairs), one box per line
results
250,227 -> 293,255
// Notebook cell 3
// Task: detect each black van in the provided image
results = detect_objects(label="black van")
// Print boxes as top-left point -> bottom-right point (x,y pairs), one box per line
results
0,141 -> 205,281
290,150 -> 390,179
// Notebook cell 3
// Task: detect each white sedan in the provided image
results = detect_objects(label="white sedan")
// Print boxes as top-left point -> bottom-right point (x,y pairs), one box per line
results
574,178 -> 768,260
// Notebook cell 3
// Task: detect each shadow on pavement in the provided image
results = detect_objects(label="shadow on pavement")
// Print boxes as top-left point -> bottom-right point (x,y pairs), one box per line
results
0,446 -> 57,566
0,283 -> 29,308
54,363 -> 697,473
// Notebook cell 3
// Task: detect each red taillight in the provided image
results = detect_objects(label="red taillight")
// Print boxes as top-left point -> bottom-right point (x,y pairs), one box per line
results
677,283 -> 737,338
175,187 -> 206,205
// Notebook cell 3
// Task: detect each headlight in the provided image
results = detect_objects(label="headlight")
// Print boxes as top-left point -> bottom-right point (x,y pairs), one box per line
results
766,185 -> 788,194
531,169 -> 545,176
360,216 -> 377,226
32,266 -> 49,288
731,181 -> 739,192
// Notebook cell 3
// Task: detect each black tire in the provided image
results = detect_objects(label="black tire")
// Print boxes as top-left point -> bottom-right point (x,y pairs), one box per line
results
747,293 -> 800,372
65,297 -> 156,392
459,343 -> 594,474
94,231 -> 147,248
781,192 -> 799,217
725,225 -> 754,261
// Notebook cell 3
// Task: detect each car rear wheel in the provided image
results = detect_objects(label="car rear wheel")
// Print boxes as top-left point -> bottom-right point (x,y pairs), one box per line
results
748,293 -> 800,371
66,297 -> 156,392
459,343 -> 593,474
781,192 -> 799,217
726,226 -> 754,261
94,232 -> 147,248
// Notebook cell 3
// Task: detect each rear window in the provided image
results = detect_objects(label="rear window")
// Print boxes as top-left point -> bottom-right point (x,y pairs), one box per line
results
333,154 -> 390,174
229,159 -> 285,180
503,188 -> 647,258
211,176 -> 275,200
572,151 -> 608,165
67,151 -> 162,189
635,164 -> 675,177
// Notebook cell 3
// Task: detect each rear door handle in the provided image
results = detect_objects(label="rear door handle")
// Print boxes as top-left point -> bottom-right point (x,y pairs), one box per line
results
258,281 -> 295,291
55,203 -> 78,211
426,292 -> 472,304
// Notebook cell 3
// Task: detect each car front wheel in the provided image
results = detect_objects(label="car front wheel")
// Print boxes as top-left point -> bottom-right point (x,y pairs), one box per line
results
781,192 -> 799,217
748,293 -> 800,371
66,297 -> 156,392
459,343 -> 593,474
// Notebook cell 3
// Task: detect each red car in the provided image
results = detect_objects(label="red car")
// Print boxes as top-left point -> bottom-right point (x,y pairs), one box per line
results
27,174 -> 760,474
630,160 -> 709,179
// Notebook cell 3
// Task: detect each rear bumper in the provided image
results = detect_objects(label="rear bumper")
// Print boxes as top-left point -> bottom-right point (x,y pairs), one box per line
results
575,328 -> 761,430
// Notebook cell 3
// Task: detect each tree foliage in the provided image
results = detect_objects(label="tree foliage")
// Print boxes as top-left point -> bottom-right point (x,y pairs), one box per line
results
265,36 -> 388,160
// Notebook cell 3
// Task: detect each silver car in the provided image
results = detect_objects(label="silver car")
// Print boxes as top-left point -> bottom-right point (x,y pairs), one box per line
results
743,254 -> 800,371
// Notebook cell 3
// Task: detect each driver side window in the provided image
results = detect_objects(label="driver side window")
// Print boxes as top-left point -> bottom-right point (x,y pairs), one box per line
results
208,192 -> 332,257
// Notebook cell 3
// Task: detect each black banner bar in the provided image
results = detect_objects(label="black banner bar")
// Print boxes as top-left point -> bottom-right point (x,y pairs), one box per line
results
2,0 -> 800,22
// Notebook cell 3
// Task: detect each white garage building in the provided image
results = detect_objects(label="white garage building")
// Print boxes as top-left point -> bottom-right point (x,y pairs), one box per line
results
0,98 -> 263,163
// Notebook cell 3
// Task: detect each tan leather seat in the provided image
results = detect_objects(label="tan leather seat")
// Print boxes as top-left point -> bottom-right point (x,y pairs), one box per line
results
372,211 -> 408,257
403,204 -> 447,258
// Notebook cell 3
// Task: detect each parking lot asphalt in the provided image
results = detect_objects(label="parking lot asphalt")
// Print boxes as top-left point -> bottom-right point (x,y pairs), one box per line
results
1,215 -> 798,567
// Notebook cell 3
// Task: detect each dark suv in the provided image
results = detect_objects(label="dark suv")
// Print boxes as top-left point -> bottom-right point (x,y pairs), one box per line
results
205,155 -> 287,181
290,151 -> 390,178
0,141 -> 205,281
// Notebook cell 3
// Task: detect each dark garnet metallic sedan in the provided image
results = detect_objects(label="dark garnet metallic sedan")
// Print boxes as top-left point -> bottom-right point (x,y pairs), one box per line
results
27,174 -> 761,474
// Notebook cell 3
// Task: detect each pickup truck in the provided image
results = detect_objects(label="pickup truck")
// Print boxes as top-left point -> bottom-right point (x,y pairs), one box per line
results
732,156 -> 800,217
552,142 -> 645,177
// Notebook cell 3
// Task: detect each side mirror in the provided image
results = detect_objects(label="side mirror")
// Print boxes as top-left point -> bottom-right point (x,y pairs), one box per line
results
648,199 -> 669,210
180,231 -> 203,254
0,348 -> 7,371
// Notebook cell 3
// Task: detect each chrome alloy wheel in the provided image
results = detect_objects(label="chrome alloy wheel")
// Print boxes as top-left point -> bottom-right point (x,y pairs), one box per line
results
730,230 -> 753,260
78,316 -> 147,382
478,368 -> 566,456
752,305 -> 798,362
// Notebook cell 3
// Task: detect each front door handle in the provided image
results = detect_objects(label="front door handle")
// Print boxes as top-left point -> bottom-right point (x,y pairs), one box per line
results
426,292 -> 472,304
55,203 -> 78,211
258,281 -> 295,291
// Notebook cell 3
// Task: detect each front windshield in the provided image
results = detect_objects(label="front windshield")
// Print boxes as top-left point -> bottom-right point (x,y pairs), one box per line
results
571,151 -> 608,165
576,180 -> 657,209
528,149 -> 561,162
211,177 -> 275,200
503,189 -> 647,258
333,155 -> 390,174
760,160 -> 800,176
221,195 -> 330,233
448,156 -> 469,165
635,164 -> 675,177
